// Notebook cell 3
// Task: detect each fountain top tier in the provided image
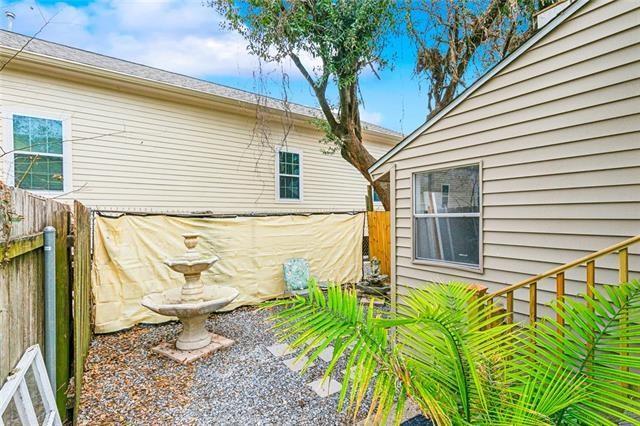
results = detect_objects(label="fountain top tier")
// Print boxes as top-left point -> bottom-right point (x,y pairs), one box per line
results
164,233 -> 219,278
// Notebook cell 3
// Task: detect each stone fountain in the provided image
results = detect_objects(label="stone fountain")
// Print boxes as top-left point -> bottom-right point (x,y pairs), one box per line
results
357,257 -> 390,297
141,233 -> 239,363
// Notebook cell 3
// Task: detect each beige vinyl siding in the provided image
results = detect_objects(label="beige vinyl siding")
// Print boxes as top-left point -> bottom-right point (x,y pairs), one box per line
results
388,0 -> 640,319
0,67 -> 394,212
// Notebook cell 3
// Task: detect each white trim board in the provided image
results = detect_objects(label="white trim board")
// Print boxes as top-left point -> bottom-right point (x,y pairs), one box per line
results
368,0 -> 589,175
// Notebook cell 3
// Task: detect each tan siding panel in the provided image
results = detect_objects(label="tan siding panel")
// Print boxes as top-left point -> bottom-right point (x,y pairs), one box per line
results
395,98 -> 639,164
0,70 -> 395,212
446,54 -> 639,126
471,2 -> 639,96
394,114 -> 639,171
483,167 -> 640,193
484,185 -> 640,206
388,0 -> 640,320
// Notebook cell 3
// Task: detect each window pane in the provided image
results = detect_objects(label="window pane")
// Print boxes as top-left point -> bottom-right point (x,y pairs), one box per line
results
13,115 -> 31,151
278,150 -> 299,176
279,151 -> 287,174
47,120 -> 63,154
12,115 -> 63,154
279,175 -> 300,199
415,217 -> 479,265
14,154 -> 63,191
414,165 -> 479,214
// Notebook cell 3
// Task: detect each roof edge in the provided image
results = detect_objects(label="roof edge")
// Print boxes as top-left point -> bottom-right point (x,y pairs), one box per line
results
0,31 -> 402,140
368,0 -> 589,174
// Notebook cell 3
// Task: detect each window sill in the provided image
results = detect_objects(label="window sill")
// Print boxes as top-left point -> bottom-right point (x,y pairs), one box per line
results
411,258 -> 484,274
276,198 -> 303,203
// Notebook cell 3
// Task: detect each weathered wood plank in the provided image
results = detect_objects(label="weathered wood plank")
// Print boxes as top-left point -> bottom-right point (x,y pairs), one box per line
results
0,233 -> 44,260
0,185 -> 72,422
73,201 -> 92,421
367,211 -> 391,276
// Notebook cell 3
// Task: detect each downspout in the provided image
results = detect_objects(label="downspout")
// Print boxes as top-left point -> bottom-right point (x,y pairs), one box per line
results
43,226 -> 56,392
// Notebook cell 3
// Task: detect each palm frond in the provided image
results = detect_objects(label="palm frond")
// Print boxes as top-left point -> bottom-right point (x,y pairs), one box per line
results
514,279 -> 640,425
265,279 -> 407,423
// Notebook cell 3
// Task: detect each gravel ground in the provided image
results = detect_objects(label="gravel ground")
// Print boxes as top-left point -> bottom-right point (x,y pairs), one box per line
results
78,306 -> 375,425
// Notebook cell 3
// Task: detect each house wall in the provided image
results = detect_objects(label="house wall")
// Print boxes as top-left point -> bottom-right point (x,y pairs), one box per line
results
0,67 -> 394,213
385,0 -> 640,318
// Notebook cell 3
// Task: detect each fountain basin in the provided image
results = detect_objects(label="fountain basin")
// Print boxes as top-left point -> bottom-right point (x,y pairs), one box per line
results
142,285 -> 238,350
141,285 -> 238,316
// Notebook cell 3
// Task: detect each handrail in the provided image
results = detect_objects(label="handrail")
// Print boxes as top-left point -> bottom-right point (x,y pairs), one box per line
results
491,234 -> 640,298
487,234 -> 640,325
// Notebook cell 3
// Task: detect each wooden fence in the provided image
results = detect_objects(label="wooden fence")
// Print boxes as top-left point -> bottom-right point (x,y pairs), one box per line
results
0,185 -> 94,422
73,201 -> 93,417
0,184 -> 72,419
367,211 -> 391,276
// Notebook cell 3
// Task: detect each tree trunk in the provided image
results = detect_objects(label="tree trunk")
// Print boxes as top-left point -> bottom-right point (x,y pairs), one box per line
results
339,133 -> 391,211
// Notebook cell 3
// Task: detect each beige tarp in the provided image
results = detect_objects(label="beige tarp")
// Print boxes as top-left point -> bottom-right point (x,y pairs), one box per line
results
92,213 -> 364,333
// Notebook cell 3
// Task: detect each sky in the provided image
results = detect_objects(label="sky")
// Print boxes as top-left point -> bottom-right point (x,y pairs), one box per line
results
0,0 -> 431,134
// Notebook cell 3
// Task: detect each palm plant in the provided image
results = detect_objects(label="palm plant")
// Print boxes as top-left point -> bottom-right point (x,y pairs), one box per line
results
267,279 -> 640,425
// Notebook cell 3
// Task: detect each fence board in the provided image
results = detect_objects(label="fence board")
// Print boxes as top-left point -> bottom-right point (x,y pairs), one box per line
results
368,211 -> 391,276
50,204 -> 71,418
73,201 -> 92,421
0,184 -> 71,421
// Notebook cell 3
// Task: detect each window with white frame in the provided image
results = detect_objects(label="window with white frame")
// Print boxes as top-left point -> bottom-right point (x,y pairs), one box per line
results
371,187 -> 381,203
8,114 -> 67,192
276,148 -> 302,200
413,164 -> 480,267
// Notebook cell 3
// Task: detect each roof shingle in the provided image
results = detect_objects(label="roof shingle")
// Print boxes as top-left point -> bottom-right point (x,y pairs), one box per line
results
0,30 -> 400,137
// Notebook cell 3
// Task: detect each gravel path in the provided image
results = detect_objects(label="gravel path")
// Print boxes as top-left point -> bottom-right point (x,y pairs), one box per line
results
78,306 -> 370,425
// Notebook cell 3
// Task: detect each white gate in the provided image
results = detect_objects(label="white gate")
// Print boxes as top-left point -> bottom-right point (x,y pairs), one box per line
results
0,345 -> 61,426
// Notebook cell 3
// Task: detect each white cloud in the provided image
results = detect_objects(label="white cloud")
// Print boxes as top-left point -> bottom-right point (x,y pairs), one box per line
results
0,0 -> 318,78
360,109 -> 383,125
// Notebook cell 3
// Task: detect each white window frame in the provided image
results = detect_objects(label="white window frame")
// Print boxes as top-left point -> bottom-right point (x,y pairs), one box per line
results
371,186 -> 382,205
411,162 -> 483,272
275,146 -> 303,202
2,107 -> 73,196
0,345 -> 62,426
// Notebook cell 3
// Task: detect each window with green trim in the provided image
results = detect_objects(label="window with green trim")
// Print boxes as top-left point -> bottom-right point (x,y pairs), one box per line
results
12,115 -> 65,191
277,149 -> 302,200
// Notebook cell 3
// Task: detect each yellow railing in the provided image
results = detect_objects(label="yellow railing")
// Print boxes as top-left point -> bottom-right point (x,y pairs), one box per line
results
487,234 -> 640,325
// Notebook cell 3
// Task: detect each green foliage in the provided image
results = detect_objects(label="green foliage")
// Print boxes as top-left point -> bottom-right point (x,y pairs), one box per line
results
266,279 -> 640,425
310,118 -> 342,154
210,1 -> 396,206
211,0 -> 394,86
514,280 -> 640,425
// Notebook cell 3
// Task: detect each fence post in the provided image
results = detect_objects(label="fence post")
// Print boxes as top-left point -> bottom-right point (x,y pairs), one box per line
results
43,226 -> 56,392
468,284 -> 488,326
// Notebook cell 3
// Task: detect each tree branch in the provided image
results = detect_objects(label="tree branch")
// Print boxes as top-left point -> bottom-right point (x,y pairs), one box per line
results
0,10 -> 61,73
289,52 -> 338,130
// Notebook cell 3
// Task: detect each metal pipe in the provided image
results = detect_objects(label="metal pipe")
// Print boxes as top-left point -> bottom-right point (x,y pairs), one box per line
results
43,226 -> 56,392
4,11 -> 15,32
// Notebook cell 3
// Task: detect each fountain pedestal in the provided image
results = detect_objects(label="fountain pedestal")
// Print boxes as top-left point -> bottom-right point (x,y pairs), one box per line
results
141,233 -> 239,364
152,332 -> 235,364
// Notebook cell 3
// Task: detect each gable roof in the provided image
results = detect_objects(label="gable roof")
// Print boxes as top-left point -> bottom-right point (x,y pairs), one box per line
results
368,0 -> 589,174
0,30 -> 401,139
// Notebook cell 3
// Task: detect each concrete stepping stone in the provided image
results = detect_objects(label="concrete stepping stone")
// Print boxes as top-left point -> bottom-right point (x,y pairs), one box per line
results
307,378 -> 342,397
266,343 -> 295,357
283,356 -> 313,372
318,346 -> 334,363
